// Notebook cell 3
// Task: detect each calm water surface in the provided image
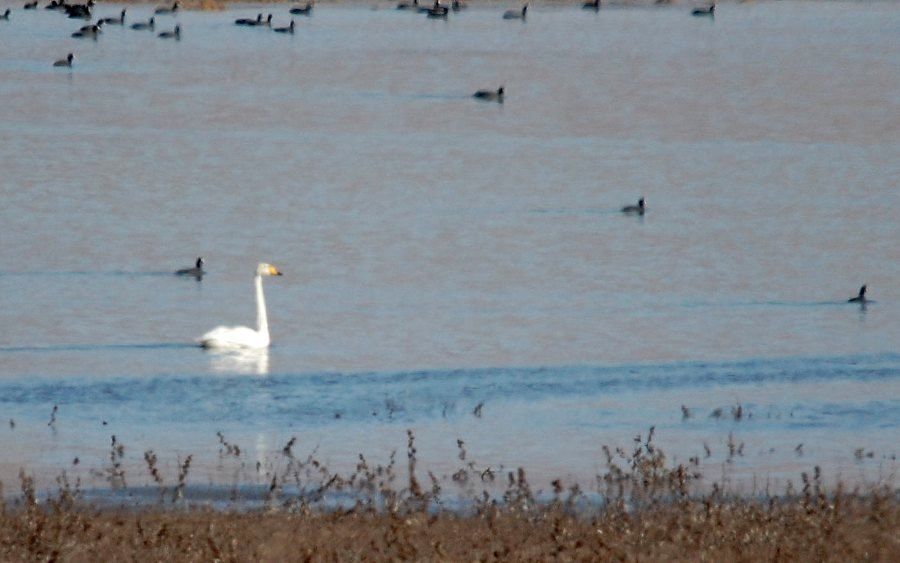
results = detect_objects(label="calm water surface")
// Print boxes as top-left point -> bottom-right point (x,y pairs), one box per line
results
0,1 -> 898,493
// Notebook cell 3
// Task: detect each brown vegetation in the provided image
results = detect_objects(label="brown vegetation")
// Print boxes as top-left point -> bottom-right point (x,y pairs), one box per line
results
1,494 -> 898,561
1,428 -> 897,560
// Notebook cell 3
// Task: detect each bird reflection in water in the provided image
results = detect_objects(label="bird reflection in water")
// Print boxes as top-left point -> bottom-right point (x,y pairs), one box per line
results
207,348 -> 270,376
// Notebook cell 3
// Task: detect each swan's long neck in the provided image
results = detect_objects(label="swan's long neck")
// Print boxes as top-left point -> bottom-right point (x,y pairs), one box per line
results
255,274 -> 269,339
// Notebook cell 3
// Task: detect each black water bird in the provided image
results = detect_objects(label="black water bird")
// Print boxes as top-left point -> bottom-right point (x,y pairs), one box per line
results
0,8 -> 11,19
691,3 -> 714,16
65,1 -> 93,19
473,86 -> 504,102
848,285 -> 867,304
426,1 -> 448,18
396,0 -> 417,10
72,24 -> 100,38
621,197 -> 645,215
582,0 -> 600,10
158,24 -> 180,39
503,4 -> 527,20
176,257 -> 205,278
24,1 -> 38,9
53,52 -> 74,67
273,19 -> 295,33
289,2 -> 313,16
99,8 -> 125,25
66,8 -> 91,20
451,0 -> 466,12
235,13 -> 261,26
154,1 -> 178,15
130,16 -> 154,30
77,20 -> 101,32
45,0 -> 66,10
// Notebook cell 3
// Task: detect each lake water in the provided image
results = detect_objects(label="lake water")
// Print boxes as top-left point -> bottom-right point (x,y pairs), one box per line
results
0,1 -> 898,496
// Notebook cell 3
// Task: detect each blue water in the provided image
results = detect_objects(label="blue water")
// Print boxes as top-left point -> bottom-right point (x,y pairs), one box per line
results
2,350 -> 897,492
0,1 -> 898,492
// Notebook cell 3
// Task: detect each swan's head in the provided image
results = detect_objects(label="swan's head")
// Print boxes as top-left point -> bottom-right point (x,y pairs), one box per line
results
257,263 -> 283,277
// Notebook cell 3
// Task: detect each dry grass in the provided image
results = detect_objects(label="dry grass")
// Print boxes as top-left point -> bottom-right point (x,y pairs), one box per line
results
1,428 -> 898,560
1,497 -> 898,561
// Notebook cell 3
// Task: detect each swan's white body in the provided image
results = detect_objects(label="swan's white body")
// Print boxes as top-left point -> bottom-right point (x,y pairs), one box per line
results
200,263 -> 282,350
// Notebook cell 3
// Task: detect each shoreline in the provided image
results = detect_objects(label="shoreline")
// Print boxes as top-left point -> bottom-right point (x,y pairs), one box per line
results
3,431 -> 897,557
2,470 -> 897,560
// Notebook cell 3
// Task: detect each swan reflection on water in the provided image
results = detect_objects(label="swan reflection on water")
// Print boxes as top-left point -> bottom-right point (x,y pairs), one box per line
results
207,348 -> 270,376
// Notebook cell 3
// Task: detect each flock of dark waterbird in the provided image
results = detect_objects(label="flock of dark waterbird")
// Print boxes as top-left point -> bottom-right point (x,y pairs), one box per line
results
0,0 -> 720,69
13,0 -> 868,305
8,0 -> 182,65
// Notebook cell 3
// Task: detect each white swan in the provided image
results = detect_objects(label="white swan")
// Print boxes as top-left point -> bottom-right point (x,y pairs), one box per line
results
199,263 -> 283,350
